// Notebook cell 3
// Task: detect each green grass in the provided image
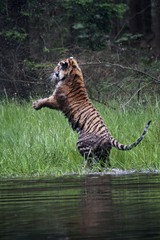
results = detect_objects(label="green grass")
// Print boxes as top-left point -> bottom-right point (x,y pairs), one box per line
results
0,100 -> 160,177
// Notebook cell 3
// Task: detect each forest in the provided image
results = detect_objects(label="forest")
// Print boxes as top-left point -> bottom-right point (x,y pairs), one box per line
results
0,0 -> 160,105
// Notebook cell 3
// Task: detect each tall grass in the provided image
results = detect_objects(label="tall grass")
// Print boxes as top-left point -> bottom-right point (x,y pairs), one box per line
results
0,100 -> 159,177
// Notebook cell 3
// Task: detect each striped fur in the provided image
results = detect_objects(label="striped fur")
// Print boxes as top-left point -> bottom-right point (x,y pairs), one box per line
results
33,57 -> 151,166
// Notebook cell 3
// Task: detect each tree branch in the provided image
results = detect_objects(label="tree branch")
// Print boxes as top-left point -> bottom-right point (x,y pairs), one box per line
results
80,61 -> 160,84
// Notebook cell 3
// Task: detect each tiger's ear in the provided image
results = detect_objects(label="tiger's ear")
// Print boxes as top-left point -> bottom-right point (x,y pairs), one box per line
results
69,58 -> 77,68
61,61 -> 68,70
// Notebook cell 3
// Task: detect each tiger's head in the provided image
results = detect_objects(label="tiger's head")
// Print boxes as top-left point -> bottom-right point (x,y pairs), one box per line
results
49,57 -> 81,83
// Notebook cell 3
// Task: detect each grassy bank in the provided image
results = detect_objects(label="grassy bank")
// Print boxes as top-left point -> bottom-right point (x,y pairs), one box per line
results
0,100 -> 159,177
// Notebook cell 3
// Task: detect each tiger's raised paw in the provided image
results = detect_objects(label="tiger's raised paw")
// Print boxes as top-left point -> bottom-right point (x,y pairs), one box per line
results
32,100 -> 41,110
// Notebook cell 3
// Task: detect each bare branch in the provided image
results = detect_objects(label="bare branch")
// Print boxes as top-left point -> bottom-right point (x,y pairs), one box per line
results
80,61 -> 160,84
0,78 -> 45,85
121,82 -> 150,107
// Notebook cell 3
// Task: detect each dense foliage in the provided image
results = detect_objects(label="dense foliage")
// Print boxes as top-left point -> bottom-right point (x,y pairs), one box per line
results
0,0 -> 160,102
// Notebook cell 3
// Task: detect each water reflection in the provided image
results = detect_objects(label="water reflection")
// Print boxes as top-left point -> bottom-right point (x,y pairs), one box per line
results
0,174 -> 160,240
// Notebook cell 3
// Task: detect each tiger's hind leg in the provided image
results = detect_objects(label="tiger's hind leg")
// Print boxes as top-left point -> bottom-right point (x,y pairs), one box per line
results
77,144 -> 95,167
77,133 -> 111,168
99,155 -> 111,168
77,134 -> 98,167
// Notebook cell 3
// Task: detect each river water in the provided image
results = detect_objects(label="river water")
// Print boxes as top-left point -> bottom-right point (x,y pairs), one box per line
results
0,173 -> 160,240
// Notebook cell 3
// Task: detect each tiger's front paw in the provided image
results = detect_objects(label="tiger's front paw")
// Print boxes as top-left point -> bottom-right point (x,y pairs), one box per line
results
32,100 -> 42,110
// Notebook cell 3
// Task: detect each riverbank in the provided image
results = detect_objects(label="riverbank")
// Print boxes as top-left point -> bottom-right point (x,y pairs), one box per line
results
0,100 -> 159,177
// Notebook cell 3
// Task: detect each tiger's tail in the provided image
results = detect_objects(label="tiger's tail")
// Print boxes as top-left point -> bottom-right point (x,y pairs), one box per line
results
110,120 -> 151,151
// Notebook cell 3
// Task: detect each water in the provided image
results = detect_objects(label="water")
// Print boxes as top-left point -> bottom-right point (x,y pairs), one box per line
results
0,173 -> 160,240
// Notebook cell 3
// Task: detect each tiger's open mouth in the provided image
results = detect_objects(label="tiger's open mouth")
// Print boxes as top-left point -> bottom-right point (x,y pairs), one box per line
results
48,72 -> 59,84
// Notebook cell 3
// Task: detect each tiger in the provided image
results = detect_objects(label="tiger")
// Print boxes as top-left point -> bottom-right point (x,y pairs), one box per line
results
32,57 -> 151,166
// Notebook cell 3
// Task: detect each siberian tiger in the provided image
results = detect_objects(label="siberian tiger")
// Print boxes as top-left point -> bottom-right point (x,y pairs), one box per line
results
33,57 -> 151,166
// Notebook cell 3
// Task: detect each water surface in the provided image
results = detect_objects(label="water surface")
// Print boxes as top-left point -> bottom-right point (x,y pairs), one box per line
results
0,173 -> 160,239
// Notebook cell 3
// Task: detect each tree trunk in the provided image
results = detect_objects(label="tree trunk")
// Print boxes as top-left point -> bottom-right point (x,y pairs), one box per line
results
151,0 -> 160,55
129,0 -> 151,36
129,0 -> 139,34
